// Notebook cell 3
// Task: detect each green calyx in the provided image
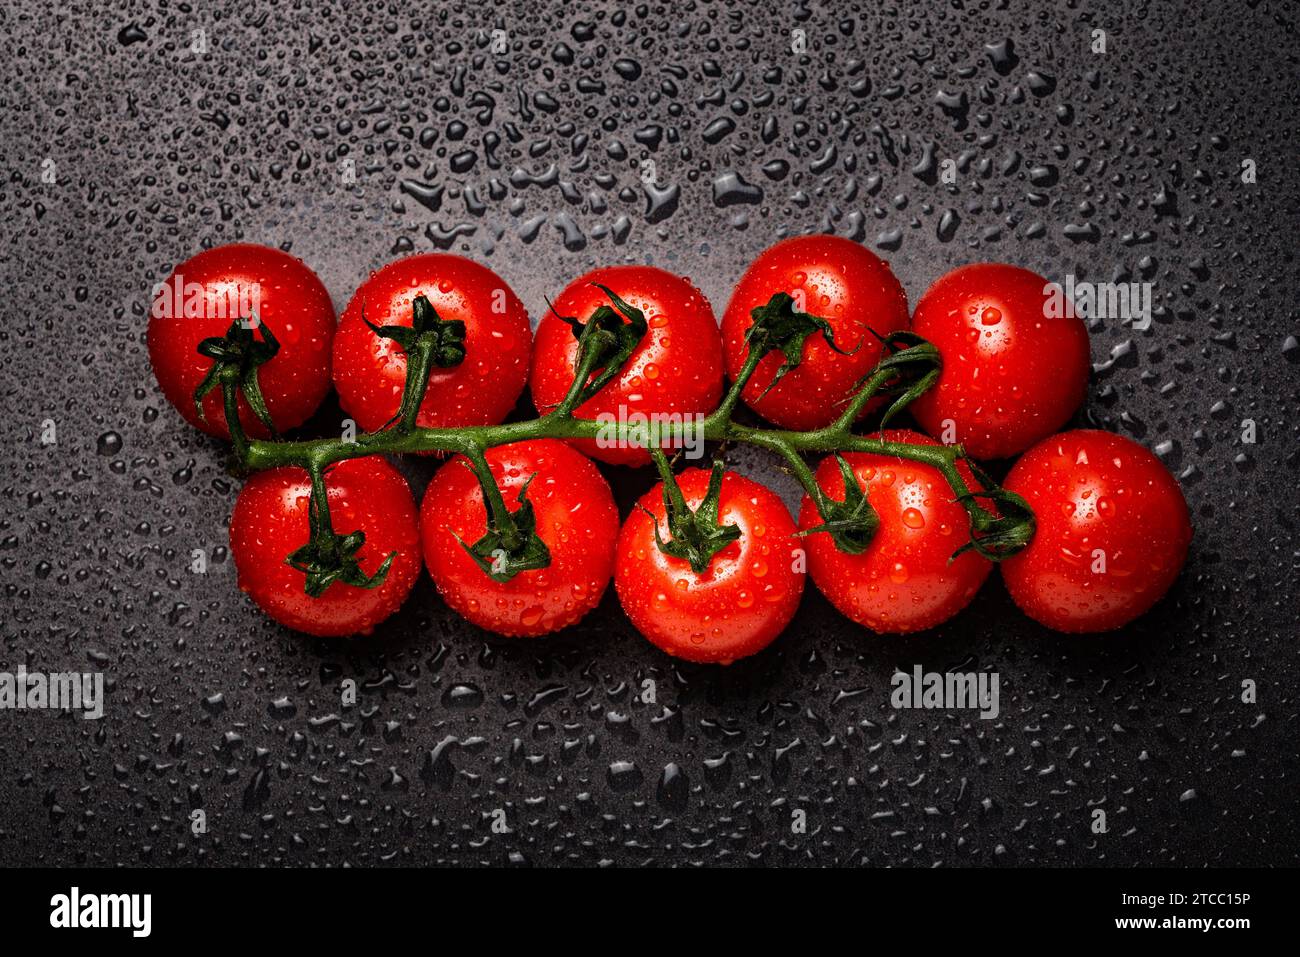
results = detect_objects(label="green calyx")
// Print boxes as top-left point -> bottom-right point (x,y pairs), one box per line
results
194,318 -> 281,442
553,284 -> 648,409
745,291 -> 858,400
951,456 -> 1036,562
365,294 -> 467,432
798,454 -> 880,554
865,331 -> 943,428
286,467 -> 395,598
453,464 -> 551,584
646,455 -> 742,575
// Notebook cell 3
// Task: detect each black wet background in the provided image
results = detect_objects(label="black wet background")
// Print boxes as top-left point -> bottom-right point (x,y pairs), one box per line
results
0,1 -> 1296,867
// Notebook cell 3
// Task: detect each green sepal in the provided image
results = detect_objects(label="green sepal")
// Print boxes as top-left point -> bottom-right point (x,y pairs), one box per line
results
455,474 -> 552,583
193,318 -> 281,435
797,453 -> 880,554
553,283 -> 648,406
646,459 -> 742,575
745,291 -> 859,400
862,331 -> 943,428
951,485 -> 1037,562
285,468 -> 396,598
363,294 -> 467,369
364,294 -> 468,433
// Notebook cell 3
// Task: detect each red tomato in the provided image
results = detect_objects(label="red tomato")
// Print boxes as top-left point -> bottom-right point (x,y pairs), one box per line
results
721,236 -> 910,430
148,243 -> 336,439
528,265 -> 723,466
797,430 -> 993,633
420,440 -> 618,636
909,263 -> 1090,460
1000,430 -> 1191,632
230,457 -> 421,637
333,254 -> 531,433
615,469 -> 805,664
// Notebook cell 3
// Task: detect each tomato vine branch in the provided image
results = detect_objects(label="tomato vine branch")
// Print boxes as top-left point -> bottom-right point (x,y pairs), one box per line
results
216,290 -> 1037,592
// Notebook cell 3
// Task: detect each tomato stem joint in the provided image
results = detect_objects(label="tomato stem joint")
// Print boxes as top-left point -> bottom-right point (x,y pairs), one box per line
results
452,469 -> 552,584
744,291 -> 858,400
644,452 -> 741,575
286,466 -> 396,597
952,486 -> 1037,562
865,332 -> 943,429
798,454 -> 880,555
364,294 -> 467,433
552,283 -> 649,412
193,318 -> 281,458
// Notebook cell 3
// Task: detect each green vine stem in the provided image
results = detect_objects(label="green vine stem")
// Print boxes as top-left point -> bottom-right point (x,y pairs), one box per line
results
212,290 -> 1036,592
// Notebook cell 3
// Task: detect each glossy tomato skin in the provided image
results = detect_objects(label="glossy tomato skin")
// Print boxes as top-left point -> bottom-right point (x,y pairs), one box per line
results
528,266 -> 723,466
333,254 -> 531,433
148,243 -> 336,439
230,457 -> 421,637
616,469 -> 805,664
798,430 -> 992,633
909,264 -> 1090,460
721,236 -> 909,430
1001,430 -> 1191,633
420,440 -> 618,636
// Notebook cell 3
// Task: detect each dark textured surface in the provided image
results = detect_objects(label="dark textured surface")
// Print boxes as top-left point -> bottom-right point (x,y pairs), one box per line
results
0,1 -> 1297,867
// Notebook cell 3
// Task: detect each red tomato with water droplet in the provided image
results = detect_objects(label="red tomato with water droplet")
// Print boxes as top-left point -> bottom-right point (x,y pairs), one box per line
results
909,263 -> 1090,460
721,236 -> 910,430
798,429 -> 993,633
528,265 -> 723,466
230,457 -> 421,637
148,243 -> 336,439
1001,430 -> 1191,632
333,254 -> 531,433
615,469 -> 805,664
420,440 -> 618,636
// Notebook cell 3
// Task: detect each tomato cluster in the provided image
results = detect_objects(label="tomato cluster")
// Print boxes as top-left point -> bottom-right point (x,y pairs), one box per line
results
149,239 -> 1191,655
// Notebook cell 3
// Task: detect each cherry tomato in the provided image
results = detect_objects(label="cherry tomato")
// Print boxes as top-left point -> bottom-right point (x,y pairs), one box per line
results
420,440 -> 618,636
1000,430 -> 1191,632
909,263 -> 1090,460
615,469 -> 805,664
528,265 -> 723,466
230,457 -> 421,637
148,243 -> 336,439
797,429 -> 993,633
721,236 -> 910,430
333,254 -> 531,433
